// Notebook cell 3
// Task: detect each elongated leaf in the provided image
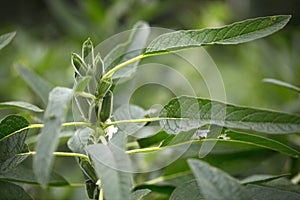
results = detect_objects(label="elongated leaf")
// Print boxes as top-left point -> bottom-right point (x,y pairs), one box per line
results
0,101 -> 43,112
0,31 -> 16,50
240,174 -> 289,185
104,21 -> 150,79
33,87 -> 73,187
131,189 -> 151,200
263,78 -> 300,93
160,96 -> 300,134
0,181 -> 33,200
137,130 -> 169,148
145,15 -> 290,54
0,115 -> 29,173
188,159 -> 250,200
87,143 -> 132,200
0,165 -> 69,186
170,180 -> 204,200
15,64 -> 53,105
225,131 -> 300,158
245,184 -> 300,200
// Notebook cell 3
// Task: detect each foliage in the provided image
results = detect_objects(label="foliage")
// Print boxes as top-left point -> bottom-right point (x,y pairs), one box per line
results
1,15 -> 300,200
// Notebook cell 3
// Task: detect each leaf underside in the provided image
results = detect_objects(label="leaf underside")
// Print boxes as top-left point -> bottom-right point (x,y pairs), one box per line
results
33,87 -> 73,187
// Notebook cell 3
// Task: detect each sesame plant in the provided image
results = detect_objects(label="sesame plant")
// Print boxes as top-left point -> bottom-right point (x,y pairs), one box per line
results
1,15 -> 300,200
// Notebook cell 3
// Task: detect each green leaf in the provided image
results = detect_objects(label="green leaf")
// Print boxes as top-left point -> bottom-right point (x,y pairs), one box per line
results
0,115 -> 29,140
67,128 -> 93,154
104,21 -> 150,79
170,180 -> 204,200
0,181 -> 33,200
137,130 -> 169,148
0,31 -> 16,50
160,129 -> 196,147
225,131 -> 300,158
245,184 -> 300,200
113,104 -> 147,135
145,15 -> 290,55
87,143 -> 132,200
263,78 -> 300,93
15,64 -> 53,105
262,178 -> 300,194
131,189 -> 151,200
0,165 -> 69,186
134,184 -> 175,195
159,96 -> 300,134
188,159 -> 250,200
0,115 -> 29,173
33,87 -> 73,187
240,174 -> 289,185
0,101 -> 43,112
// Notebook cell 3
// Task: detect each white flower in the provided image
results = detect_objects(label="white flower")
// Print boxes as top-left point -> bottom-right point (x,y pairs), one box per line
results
105,119 -> 118,140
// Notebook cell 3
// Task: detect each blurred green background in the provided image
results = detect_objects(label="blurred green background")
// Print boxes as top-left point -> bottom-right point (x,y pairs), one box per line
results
1,0 -> 299,199
1,0 -> 299,110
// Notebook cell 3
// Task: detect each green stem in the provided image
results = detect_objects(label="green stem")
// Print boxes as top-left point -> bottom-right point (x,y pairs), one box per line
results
105,117 -> 180,127
126,146 -> 161,154
18,151 -> 89,160
0,121 -> 92,142
101,54 -> 147,79
99,187 -> 104,200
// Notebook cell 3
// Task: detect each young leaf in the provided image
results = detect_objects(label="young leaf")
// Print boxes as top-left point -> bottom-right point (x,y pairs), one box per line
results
0,31 -> 16,50
15,64 -> 53,105
245,184 -> 300,200
0,101 -> 43,112
87,143 -> 132,200
188,159 -> 250,200
104,21 -> 150,79
145,15 -> 291,55
0,115 -> 29,173
33,87 -> 73,187
263,78 -> 300,93
170,180 -> 204,200
0,181 -> 33,200
159,96 -> 300,134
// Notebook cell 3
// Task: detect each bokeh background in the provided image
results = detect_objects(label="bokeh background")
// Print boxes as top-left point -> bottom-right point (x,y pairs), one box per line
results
0,0 -> 299,199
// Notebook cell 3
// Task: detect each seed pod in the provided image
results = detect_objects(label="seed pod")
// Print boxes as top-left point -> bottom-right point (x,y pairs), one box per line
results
82,38 -> 94,59
79,158 -> 98,183
97,77 -> 112,99
99,90 -> 113,122
85,179 -> 100,199
71,53 -> 85,77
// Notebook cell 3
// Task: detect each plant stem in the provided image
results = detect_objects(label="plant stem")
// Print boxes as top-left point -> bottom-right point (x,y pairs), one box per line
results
105,117 -> 180,127
99,187 -> 104,200
101,54 -> 146,79
62,121 -> 92,127
18,151 -> 89,160
126,146 -> 161,154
